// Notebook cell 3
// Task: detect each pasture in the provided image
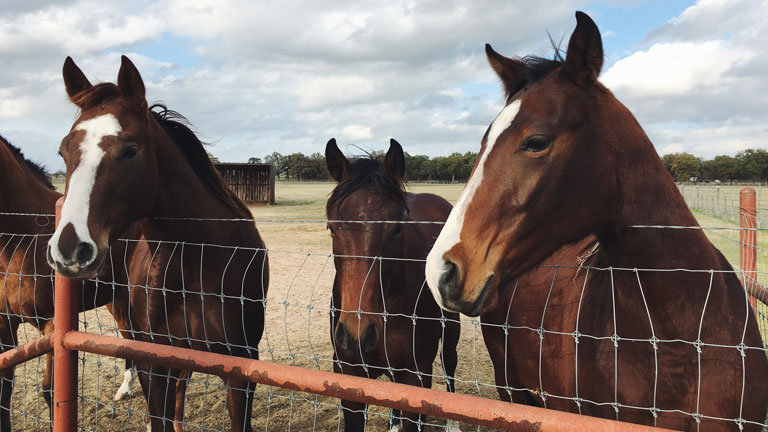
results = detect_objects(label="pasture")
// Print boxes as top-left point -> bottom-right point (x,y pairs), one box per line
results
8,181 -> 767,431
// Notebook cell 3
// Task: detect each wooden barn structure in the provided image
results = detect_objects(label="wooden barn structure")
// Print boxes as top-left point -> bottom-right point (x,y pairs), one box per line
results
215,163 -> 275,204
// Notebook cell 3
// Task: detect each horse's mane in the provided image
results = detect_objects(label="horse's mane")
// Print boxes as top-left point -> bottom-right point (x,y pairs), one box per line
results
149,104 -> 252,219
327,157 -> 407,217
503,49 -> 564,101
0,135 -> 54,189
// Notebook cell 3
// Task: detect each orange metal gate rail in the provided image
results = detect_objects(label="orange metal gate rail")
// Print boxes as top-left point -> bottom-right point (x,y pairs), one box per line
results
61,330 -> 671,432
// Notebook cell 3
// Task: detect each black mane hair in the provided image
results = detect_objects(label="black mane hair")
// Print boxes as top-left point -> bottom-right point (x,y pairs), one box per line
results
326,156 -> 407,218
0,135 -> 54,189
149,104 -> 252,219
503,54 -> 564,101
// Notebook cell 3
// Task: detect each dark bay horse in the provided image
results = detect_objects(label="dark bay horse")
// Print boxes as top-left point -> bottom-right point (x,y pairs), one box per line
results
426,12 -> 768,431
0,135 -> 117,429
47,56 -> 269,432
325,139 -> 461,431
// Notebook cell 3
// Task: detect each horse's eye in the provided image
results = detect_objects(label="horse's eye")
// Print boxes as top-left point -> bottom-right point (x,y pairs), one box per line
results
520,136 -> 552,153
119,146 -> 138,160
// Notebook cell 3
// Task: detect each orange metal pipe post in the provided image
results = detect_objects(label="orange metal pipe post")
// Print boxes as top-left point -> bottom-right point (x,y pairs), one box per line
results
63,331 -> 671,432
740,187 -> 759,310
53,197 -> 79,432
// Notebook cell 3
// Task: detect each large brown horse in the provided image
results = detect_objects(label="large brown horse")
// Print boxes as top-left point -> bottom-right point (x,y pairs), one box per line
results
0,136 -> 117,429
426,12 -> 768,431
325,139 -> 460,431
47,56 -> 269,432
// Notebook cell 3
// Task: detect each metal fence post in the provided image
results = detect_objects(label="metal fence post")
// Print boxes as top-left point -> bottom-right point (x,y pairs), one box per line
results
740,187 -> 758,311
53,197 -> 78,432
716,186 -> 720,217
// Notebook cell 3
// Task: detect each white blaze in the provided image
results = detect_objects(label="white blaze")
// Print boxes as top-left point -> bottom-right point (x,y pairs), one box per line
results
425,99 -> 521,306
49,114 -> 121,267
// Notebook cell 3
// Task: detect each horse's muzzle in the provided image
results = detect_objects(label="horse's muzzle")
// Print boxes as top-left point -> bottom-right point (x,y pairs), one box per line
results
437,265 -> 495,317
46,243 -> 103,279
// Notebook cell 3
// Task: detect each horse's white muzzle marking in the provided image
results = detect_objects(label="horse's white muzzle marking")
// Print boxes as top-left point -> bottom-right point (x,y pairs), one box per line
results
425,100 -> 521,309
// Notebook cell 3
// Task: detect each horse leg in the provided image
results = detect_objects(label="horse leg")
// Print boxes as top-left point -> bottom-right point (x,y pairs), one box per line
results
136,362 -> 179,432
115,358 -> 137,401
0,322 -> 18,431
340,398 -> 367,432
173,370 -> 189,432
392,369 -> 431,432
40,321 -> 55,420
441,321 -> 460,394
223,376 -> 255,432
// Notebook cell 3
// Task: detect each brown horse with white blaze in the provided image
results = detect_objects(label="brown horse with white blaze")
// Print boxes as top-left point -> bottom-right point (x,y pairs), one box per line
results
47,56 -> 269,432
326,139 -> 460,431
426,11 -> 768,431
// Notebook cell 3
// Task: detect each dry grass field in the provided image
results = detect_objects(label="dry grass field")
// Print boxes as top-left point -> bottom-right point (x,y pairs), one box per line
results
8,181 -> 768,431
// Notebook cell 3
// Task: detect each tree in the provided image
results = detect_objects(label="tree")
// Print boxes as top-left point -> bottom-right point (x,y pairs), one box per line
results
736,149 -> 768,184
404,153 -> 430,181
701,155 -> 738,183
662,153 -> 701,182
265,152 -> 288,179
286,153 -> 326,180
248,157 -> 262,163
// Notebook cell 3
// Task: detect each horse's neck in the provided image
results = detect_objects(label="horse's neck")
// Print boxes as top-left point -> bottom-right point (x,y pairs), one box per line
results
591,139 -> 729,326
596,135 -> 709,268
0,147 -> 59,233
141,133 -> 247,243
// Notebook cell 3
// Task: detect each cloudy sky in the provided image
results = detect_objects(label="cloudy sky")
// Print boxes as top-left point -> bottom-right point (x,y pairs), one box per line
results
0,0 -> 765,171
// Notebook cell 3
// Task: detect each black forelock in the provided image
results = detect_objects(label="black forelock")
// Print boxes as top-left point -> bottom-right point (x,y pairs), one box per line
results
503,53 -> 564,102
326,156 -> 407,218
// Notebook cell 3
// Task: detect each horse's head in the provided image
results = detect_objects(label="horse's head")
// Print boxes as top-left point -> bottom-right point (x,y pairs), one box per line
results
47,56 -> 159,278
325,138 -> 408,359
426,12 -> 619,316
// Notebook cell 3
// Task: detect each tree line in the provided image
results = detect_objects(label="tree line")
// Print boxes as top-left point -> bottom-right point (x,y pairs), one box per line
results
246,151 -> 478,182
221,148 -> 768,184
662,149 -> 768,184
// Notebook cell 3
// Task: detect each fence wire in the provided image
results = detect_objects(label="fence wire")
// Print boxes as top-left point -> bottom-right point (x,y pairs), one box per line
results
2,205 -> 768,431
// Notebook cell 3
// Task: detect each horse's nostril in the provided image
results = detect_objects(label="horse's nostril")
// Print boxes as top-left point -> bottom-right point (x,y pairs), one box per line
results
75,242 -> 94,265
439,260 -> 460,290
334,322 -> 349,352
360,324 -> 378,354
46,245 -> 53,265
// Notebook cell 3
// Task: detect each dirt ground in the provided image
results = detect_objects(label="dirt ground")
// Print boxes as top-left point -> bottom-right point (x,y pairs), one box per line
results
9,182 -> 504,431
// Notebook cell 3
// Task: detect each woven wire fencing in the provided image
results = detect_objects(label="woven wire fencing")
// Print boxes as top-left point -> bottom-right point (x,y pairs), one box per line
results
2,211 -> 768,431
679,185 -> 768,347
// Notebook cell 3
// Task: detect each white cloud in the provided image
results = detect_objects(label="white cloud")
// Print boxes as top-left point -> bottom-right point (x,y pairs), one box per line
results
601,0 -> 768,157
0,0 -> 765,173
602,41 -> 753,96
341,125 -> 373,141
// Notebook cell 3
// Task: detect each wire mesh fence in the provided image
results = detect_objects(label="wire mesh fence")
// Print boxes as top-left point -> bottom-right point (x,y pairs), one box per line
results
2,201 -> 768,431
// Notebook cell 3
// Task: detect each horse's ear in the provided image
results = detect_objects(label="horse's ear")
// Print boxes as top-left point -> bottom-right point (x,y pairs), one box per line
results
325,138 -> 349,182
62,57 -> 93,104
485,44 -> 525,97
117,55 -> 147,108
385,139 -> 406,182
563,11 -> 603,87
